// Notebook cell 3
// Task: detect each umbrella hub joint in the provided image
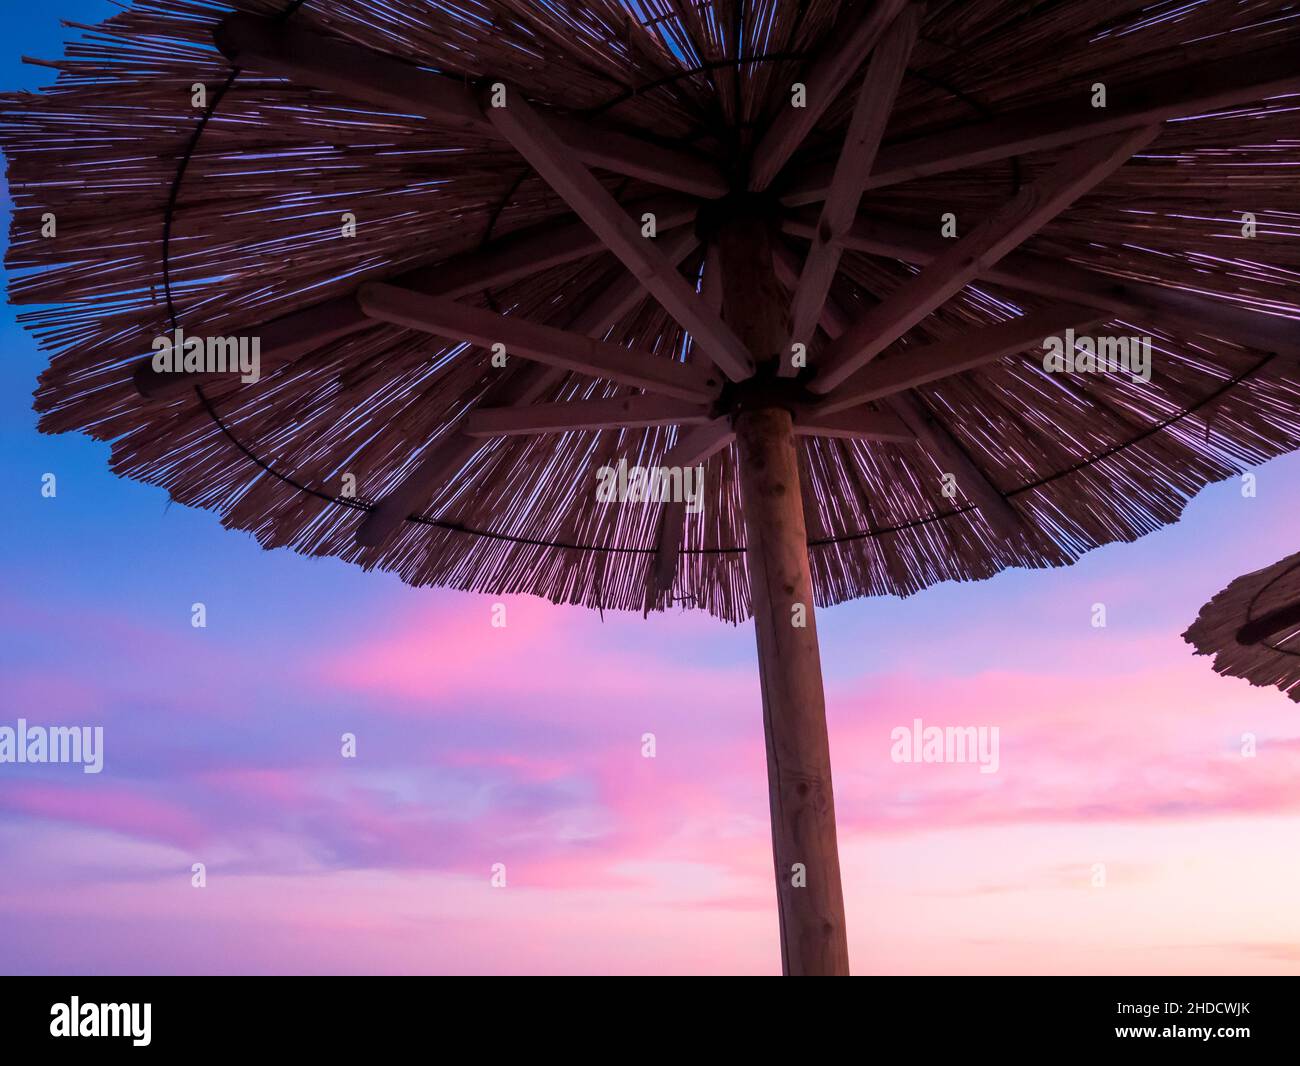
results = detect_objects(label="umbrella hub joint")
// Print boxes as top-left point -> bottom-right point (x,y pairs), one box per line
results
713,368 -> 816,422
695,191 -> 783,242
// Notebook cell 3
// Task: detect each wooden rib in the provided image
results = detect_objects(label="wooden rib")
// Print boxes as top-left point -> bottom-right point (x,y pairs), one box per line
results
781,37 -> 1300,205
644,498 -> 687,614
133,194 -> 697,399
646,240 -> 727,611
485,87 -> 755,381
747,0 -> 910,192
663,419 -> 735,468
355,242 -> 700,549
354,367 -> 552,548
783,5 -> 921,373
357,283 -> 720,402
782,211 -> 1300,361
887,392 -> 1026,543
648,417 -> 733,610
568,229 -> 700,336
792,407 -> 916,443
808,267 -> 1028,543
214,13 -> 727,198
809,125 -> 1159,394
490,229 -> 701,424
646,420 -> 729,609
462,396 -> 712,437
771,238 -> 808,292
1237,600 -> 1300,646
815,305 -> 1108,414
702,243 -> 724,314
1117,288 -> 1300,363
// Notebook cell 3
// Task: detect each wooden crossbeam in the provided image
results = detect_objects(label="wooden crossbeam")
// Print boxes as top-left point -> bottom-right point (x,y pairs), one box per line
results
485,87 -> 755,381
792,407 -> 916,443
747,0 -> 910,192
780,38 -> 1300,205
354,246 -> 696,549
782,211 -> 1300,361
357,283 -> 720,402
214,13 -> 727,198
133,194 -> 696,399
814,304 -> 1108,414
802,260 -> 1028,543
783,6 -> 921,373
463,395 -> 712,437
808,125 -> 1158,395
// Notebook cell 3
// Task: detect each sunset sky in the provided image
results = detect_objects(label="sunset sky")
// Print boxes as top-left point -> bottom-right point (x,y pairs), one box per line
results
3,3 -> 1300,976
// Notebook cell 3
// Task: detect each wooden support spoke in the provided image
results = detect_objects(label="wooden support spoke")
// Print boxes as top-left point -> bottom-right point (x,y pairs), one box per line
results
780,38 -> 1300,205
662,419 -> 735,468
782,211 -> 1300,362
354,248 -> 695,549
646,239 -> 730,611
887,392 -> 1026,545
644,498 -> 687,614
1117,289 -> 1300,364
462,396 -> 712,437
353,362 -> 556,549
214,13 -> 727,198
643,419 -> 735,611
133,195 -> 697,399
804,258 -> 1029,545
793,407 -> 916,443
702,243 -> 724,314
747,0 -> 910,192
783,6 -> 921,373
357,283 -> 720,402
808,125 -> 1159,395
485,86 -> 754,381
814,304 -> 1108,414
1238,601 -> 1300,647
567,229 -> 700,335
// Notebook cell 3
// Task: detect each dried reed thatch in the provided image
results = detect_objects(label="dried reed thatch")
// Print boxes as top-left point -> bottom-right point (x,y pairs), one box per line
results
4,0 -> 1300,623
1184,551 -> 1300,702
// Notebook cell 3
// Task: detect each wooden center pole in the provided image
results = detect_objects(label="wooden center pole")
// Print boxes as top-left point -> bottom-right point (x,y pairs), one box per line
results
716,210 -> 850,976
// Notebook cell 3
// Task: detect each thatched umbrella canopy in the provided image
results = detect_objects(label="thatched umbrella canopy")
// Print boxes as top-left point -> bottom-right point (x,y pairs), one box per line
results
1185,552 -> 1300,703
4,0 -> 1300,975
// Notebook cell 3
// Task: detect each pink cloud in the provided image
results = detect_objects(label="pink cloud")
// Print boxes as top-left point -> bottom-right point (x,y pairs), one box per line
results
0,783 -> 206,848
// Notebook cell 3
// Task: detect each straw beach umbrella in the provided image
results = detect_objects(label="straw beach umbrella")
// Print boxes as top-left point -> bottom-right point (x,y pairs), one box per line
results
1184,551 -> 1300,703
4,0 -> 1300,975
